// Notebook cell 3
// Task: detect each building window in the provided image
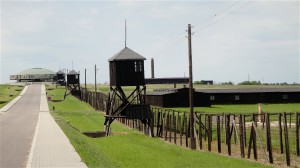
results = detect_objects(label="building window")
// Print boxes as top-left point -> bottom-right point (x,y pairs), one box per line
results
283,94 -> 288,100
75,75 -> 78,79
210,95 -> 215,101
134,61 -> 143,72
235,95 -> 240,101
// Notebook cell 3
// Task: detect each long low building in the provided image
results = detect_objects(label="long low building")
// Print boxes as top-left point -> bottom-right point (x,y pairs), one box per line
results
145,87 -> 300,107
146,88 -> 211,107
197,88 -> 300,104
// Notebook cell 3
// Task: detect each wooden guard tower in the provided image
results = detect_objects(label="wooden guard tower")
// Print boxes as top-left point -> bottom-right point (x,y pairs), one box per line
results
56,70 -> 66,86
66,70 -> 81,97
104,47 -> 153,136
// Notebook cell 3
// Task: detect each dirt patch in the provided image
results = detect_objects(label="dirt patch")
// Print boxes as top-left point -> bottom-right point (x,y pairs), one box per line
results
82,131 -> 106,138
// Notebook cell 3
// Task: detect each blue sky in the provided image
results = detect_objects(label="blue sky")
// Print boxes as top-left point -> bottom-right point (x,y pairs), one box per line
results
1,0 -> 299,84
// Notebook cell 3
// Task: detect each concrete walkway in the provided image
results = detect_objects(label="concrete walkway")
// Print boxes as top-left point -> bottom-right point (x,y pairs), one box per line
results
26,85 -> 87,168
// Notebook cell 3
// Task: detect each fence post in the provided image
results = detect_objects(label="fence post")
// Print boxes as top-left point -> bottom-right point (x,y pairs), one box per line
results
266,113 -> 273,164
208,114 -> 212,151
296,112 -> 299,156
164,113 -> 168,141
252,114 -> 257,160
199,113 -> 203,150
174,113 -> 177,144
217,115 -> 221,153
180,115 -> 183,146
243,115 -> 247,147
169,113 -> 172,142
226,114 -> 231,156
278,113 -> 284,154
185,116 -> 189,147
283,112 -> 291,166
239,114 -> 245,158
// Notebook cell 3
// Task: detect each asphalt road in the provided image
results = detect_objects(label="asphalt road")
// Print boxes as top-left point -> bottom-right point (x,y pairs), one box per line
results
0,84 -> 41,168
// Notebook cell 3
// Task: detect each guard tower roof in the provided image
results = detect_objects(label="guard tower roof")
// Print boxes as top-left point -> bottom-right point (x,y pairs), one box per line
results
108,47 -> 146,61
57,70 -> 65,74
68,70 -> 79,75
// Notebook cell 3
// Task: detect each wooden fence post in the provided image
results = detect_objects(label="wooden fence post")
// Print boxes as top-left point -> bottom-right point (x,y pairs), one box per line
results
199,113 -> 203,150
204,114 -> 207,141
239,114 -> 245,158
164,113 -> 168,141
278,113 -> 284,154
208,114 -> 212,151
226,114 -> 231,156
296,112 -> 299,156
217,115 -> 221,153
180,115 -> 183,146
252,114 -> 257,160
186,116 -> 189,147
266,113 -> 273,164
283,112 -> 291,166
174,113 -> 177,144
169,113 -> 172,142
243,115 -> 247,147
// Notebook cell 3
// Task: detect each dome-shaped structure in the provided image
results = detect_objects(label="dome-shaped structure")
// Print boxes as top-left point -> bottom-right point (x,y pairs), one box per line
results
10,68 -> 56,82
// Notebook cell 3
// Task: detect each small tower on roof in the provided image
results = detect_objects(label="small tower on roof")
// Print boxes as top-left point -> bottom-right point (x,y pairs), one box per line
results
104,47 -> 153,136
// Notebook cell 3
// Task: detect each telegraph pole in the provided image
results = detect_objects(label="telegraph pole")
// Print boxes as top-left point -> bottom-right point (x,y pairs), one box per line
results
85,68 -> 87,92
188,24 -> 196,150
95,64 -> 97,93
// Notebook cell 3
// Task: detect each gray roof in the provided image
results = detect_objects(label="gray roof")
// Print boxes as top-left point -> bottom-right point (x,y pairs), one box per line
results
108,47 -> 146,61
68,70 -> 79,75
57,70 -> 65,74
17,68 -> 56,75
196,88 -> 300,94
147,88 -> 178,96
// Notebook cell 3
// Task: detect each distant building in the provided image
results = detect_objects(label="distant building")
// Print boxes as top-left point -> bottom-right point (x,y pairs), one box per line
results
197,88 -> 300,104
145,88 -> 211,107
200,80 -> 213,85
145,77 -> 189,84
145,87 -> 300,108
10,68 -> 56,82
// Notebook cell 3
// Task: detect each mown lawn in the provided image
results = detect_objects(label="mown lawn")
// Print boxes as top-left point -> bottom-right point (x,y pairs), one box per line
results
47,85 -> 270,168
171,104 -> 300,114
0,84 -> 24,108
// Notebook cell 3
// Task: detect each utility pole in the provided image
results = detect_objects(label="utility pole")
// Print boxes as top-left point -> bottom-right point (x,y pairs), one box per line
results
85,68 -> 87,91
95,64 -> 97,93
188,24 -> 196,150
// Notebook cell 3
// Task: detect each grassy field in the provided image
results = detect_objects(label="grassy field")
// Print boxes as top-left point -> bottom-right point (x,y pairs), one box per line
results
0,84 -> 24,108
47,85 -> 270,168
170,104 -> 300,114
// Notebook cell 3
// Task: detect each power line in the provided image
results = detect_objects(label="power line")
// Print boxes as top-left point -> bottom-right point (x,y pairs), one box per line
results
193,0 -> 252,34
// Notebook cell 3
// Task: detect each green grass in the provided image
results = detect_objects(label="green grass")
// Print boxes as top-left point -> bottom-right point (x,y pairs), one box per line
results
170,104 -> 300,114
0,84 -> 24,108
47,85 -> 270,168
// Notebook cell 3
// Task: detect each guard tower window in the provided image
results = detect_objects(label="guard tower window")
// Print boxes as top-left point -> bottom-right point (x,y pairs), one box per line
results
283,94 -> 288,100
235,95 -> 240,101
75,75 -> 78,79
134,61 -> 143,72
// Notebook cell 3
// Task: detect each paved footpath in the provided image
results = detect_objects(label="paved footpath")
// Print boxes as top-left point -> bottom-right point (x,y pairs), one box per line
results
1,84 -> 87,168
